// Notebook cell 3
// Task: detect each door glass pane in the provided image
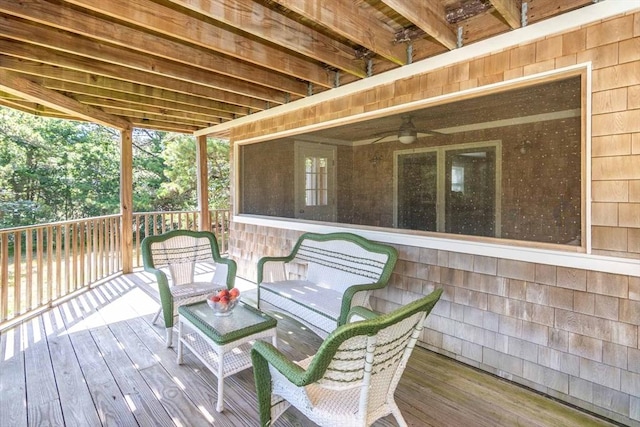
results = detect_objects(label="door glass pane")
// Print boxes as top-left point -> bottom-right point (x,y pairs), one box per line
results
445,148 -> 496,237
397,152 -> 438,231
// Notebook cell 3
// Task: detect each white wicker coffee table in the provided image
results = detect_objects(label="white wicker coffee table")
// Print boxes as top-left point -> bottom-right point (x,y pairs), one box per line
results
177,300 -> 277,412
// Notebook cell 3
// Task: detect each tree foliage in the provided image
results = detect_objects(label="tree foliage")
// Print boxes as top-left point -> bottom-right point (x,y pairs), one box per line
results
0,107 -> 230,229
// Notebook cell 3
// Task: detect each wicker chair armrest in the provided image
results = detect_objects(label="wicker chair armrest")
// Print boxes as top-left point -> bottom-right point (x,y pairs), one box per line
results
252,340 -> 308,386
213,257 -> 237,289
338,282 -> 386,326
257,256 -> 292,284
346,306 -> 379,323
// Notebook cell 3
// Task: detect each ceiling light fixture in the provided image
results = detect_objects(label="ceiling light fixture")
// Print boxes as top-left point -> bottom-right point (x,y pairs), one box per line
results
397,115 -> 417,144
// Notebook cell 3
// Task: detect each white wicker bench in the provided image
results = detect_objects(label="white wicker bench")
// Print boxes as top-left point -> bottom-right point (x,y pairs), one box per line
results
256,232 -> 398,338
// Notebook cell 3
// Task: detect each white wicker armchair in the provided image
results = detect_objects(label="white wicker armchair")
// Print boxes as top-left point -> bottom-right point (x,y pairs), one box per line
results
251,288 -> 443,427
141,230 -> 236,347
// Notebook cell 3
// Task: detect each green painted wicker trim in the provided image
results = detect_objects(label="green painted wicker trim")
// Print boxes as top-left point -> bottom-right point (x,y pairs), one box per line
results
179,301 -> 276,345
260,286 -> 337,322
347,306 -> 378,322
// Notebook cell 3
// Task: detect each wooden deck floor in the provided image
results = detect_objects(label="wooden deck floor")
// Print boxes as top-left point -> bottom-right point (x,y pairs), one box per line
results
0,272 -> 621,427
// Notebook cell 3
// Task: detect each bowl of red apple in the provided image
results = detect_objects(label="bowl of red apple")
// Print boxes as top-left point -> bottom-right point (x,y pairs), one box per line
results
206,287 -> 240,316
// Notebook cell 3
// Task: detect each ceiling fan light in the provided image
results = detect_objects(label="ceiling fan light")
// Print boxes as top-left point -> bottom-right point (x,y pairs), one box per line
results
398,133 -> 417,144
398,115 -> 417,144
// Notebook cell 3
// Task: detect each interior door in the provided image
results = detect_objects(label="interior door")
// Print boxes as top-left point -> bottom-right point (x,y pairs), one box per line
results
396,151 -> 438,231
445,148 -> 496,237
294,142 -> 337,221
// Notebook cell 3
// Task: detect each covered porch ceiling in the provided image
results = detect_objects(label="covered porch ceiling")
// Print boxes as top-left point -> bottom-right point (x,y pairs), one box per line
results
0,0 -> 593,135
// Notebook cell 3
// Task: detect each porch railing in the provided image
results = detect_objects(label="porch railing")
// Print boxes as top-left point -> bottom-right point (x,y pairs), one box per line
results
0,209 -> 230,329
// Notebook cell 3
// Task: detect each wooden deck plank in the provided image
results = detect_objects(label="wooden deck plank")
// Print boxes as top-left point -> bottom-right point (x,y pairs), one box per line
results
55,301 -> 143,427
1,272 -> 623,427
0,327 -> 27,427
405,350 -> 613,427
22,316 -> 66,424
41,308 -> 103,426
118,285 -> 259,426
89,325 -> 181,426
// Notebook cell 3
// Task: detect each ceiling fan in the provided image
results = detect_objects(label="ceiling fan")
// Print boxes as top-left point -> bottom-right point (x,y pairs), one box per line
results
367,115 -> 442,145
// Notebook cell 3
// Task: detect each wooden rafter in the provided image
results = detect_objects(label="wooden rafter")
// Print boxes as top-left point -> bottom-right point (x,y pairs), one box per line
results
249,0 -> 406,66
166,0 -> 366,77
0,69 -> 130,129
490,0 -> 522,28
379,0 -> 457,50
0,15 -> 287,105
0,41 -> 270,110
62,0 -> 335,88
0,56 -> 250,117
0,0 -> 308,97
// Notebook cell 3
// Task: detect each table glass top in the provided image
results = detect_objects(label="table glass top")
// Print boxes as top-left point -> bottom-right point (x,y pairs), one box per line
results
179,300 -> 276,344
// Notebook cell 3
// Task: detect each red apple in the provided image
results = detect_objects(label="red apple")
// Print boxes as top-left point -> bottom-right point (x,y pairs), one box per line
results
229,288 -> 240,299
210,295 -> 220,302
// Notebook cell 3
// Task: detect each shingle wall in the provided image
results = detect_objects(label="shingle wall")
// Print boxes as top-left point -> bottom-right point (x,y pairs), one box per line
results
229,10 -> 640,425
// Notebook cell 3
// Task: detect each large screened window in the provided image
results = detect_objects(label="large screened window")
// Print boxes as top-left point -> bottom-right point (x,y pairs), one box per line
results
238,73 -> 584,248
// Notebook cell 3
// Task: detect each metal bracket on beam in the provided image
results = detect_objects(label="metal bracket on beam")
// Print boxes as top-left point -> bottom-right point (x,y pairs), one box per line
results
521,2 -> 528,27
366,59 -> 373,77
407,43 -> 414,65
284,93 -> 290,103
307,82 -> 314,96
265,102 -> 270,110
334,70 -> 340,88
457,27 -> 464,48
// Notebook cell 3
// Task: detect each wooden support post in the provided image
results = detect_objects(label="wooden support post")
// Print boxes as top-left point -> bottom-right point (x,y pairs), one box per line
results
120,128 -> 133,273
196,134 -> 211,231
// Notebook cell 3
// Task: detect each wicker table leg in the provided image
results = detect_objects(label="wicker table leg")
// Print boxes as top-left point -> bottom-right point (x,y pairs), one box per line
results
216,348 -> 225,412
177,320 -> 184,364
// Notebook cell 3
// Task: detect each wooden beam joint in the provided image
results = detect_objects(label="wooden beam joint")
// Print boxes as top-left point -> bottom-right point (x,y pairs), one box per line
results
445,0 -> 493,24
394,26 -> 427,44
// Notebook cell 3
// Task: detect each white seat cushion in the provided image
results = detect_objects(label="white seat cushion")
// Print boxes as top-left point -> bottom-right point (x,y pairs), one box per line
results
260,280 -> 343,334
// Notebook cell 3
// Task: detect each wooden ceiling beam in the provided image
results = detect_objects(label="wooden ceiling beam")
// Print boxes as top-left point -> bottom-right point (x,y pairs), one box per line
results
490,0 -> 522,29
166,0 -> 365,77
0,55 -> 250,117
379,0 -> 457,50
0,0 -> 307,97
128,119 -> 199,134
74,96 -> 223,125
0,15 -> 288,105
63,87 -> 236,121
0,98 -> 74,119
270,0 -> 407,65
0,69 -> 130,129
62,0 -> 336,88
99,107 -> 212,127
0,41 -> 269,111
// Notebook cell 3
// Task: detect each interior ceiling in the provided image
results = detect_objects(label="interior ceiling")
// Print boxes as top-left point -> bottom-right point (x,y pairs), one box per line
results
0,0 -> 592,134
304,76 -> 582,145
